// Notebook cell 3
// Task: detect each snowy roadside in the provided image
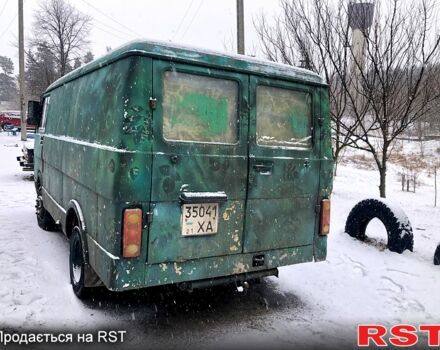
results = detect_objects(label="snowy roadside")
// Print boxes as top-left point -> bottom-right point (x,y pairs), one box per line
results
0,133 -> 116,330
0,131 -> 439,349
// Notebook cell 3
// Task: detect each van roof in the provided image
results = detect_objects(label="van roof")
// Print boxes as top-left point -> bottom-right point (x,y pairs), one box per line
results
45,39 -> 327,93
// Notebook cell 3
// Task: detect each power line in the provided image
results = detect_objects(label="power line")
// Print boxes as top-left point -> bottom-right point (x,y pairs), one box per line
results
0,12 -> 17,40
91,14 -> 134,40
180,0 -> 203,40
172,0 -> 195,41
80,0 -> 142,38
0,0 -> 9,18
94,23 -> 132,41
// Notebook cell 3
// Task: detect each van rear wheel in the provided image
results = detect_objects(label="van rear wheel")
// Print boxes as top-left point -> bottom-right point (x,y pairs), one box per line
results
69,226 -> 91,299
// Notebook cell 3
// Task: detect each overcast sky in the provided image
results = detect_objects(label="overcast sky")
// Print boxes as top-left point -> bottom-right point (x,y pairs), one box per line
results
0,0 -> 281,74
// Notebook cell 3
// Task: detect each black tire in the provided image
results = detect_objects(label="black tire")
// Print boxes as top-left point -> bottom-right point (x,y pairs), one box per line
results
434,244 -> 440,265
69,226 -> 91,299
2,123 -> 9,131
36,195 -> 57,231
345,198 -> 414,254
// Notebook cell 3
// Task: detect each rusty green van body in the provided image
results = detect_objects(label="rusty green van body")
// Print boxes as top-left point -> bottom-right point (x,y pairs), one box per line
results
33,40 -> 333,294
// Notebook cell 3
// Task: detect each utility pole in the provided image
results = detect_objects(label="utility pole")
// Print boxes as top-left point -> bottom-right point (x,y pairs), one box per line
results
18,0 -> 26,141
236,0 -> 245,55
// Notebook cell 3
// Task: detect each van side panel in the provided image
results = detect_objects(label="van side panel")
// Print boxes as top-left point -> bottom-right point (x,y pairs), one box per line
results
93,56 -> 153,286
40,57 -> 152,287
314,86 -> 333,261
41,87 -> 66,224
59,64 -> 106,245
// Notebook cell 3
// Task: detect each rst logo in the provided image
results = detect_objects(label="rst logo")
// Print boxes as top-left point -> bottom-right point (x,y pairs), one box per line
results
358,324 -> 440,347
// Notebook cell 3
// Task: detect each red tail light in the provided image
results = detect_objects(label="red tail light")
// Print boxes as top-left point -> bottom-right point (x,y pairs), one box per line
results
122,208 -> 142,258
320,199 -> 331,235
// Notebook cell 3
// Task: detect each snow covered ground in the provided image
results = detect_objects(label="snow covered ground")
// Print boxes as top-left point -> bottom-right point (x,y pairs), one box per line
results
0,132 -> 439,349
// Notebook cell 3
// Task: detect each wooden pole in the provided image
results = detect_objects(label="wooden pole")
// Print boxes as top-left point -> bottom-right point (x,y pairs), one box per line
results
236,0 -> 245,54
18,0 -> 26,141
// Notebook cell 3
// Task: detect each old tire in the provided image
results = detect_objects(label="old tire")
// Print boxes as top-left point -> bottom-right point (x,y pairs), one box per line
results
345,198 -> 414,253
36,195 -> 57,231
69,226 -> 91,299
434,244 -> 440,265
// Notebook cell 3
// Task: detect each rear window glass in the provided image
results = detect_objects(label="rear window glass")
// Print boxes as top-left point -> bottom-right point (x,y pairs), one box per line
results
162,71 -> 238,144
256,85 -> 312,148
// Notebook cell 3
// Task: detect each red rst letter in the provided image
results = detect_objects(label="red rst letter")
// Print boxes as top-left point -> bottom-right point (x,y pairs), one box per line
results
358,324 -> 387,347
389,325 -> 418,347
420,325 -> 440,346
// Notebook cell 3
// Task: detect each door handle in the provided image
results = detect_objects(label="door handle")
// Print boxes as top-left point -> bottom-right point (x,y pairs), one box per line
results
40,136 -> 44,145
253,162 -> 273,175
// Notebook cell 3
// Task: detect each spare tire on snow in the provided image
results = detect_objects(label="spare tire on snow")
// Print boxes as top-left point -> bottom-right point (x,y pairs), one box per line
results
345,198 -> 414,254
434,244 -> 440,265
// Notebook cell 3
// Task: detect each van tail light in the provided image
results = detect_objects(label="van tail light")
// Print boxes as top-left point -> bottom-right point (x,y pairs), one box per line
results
319,199 -> 331,236
122,208 -> 142,258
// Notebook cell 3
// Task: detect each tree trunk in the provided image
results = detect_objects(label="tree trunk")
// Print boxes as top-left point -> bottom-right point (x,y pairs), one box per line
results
333,147 -> 340,177
379,145 -> 388,198
379,167 -> 387,198
435,166 -> 437,207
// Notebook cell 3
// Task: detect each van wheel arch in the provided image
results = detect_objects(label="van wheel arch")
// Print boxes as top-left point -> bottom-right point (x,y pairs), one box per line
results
66,200 -> 87,237
66,200 -> 88,262
66,200 -> 102,294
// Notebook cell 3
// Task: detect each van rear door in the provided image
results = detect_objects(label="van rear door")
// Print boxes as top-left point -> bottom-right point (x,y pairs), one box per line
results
243,76 -> 320,253
147,60 -> 249,264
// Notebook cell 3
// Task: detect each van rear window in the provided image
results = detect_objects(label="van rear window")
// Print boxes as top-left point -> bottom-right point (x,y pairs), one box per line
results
256,85 -> 312,148
162,71 -> 238,144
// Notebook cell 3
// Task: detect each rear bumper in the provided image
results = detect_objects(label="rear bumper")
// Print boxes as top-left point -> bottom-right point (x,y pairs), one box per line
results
89,240 -> 314,291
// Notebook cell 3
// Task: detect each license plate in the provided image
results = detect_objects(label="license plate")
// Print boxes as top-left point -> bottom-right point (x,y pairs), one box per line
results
181,203 -> 219,236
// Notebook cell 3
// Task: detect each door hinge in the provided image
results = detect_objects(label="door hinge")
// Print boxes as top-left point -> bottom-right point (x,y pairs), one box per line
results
146,211 -> 154,225
149,97 -> 157,110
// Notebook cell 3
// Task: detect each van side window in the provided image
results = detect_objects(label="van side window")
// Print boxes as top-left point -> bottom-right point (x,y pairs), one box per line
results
40,96 -> 50,131
162,71 -> 238,144
256,86 -> 312,148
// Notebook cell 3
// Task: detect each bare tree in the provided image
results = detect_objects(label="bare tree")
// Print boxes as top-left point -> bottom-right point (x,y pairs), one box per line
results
31,0 -> 91,77
345,0 -> 440,197
255,0 -> 362,175
256,0 -> 440,197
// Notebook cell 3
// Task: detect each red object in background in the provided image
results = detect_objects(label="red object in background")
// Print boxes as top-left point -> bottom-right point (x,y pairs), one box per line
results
0,111 -> 22,129
0,111 -> 36,130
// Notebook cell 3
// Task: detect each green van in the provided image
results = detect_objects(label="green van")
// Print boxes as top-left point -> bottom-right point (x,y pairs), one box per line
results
28,40 -> 333,298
